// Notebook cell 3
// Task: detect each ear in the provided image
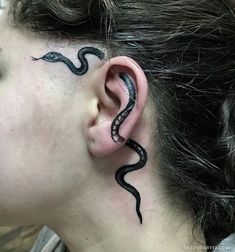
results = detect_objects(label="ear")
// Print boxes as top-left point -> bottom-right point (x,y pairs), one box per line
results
86,56 -> 148,157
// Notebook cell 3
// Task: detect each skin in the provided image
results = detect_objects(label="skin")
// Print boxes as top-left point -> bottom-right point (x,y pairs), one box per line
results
0,4 -> 206,252
33,48 -> 147,224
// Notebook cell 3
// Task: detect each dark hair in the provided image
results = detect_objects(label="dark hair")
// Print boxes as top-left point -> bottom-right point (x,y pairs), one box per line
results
9,0 -> 235,250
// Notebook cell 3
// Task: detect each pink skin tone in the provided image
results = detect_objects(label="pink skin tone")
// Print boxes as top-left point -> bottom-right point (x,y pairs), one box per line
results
0,4 -> 206,252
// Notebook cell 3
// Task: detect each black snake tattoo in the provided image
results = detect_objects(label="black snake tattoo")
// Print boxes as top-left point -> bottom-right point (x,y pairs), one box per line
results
32,47 -> 148,224
32,47 -> 105,75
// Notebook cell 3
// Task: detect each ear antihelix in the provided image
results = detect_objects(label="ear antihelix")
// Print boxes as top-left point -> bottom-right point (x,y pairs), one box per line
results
111,73 -> 148,224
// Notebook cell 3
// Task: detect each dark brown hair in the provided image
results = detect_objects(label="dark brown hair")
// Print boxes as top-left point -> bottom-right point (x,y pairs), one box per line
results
9,0 -> 235,250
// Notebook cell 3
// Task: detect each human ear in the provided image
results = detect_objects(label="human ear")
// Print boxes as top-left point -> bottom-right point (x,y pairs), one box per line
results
86,56 -> 148,157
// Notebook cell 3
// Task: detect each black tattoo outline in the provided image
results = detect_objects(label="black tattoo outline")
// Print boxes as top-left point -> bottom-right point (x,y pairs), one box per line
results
117,138 -> 147,224
32,47 -> 105,75
111,73 -> 136,144
32,47 -> 148,224
112,73 -> 147,224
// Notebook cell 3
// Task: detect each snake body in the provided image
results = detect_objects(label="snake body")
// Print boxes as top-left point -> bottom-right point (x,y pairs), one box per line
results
32,47 -> 148,224
32,47 -> 105,75
115,138 -> 147,224
112,73 -> 147,224
111,73 -> 136,143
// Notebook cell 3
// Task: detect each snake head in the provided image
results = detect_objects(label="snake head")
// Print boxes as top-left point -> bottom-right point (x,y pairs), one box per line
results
32,52 -> 64,62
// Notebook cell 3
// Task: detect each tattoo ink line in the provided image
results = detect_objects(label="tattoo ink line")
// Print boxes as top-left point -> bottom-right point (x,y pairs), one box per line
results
32,47 -> 105,75
116,138 -> 147,224
111,73 -> 136,144
112,73 -> 147,224
32,47 -> 148,224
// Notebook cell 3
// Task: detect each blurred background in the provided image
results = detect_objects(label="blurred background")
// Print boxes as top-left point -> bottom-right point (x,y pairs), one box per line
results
0,0 -> 5,13
0,0 -> 5,7
0,226 -> 42,252
0,0 -> 5,15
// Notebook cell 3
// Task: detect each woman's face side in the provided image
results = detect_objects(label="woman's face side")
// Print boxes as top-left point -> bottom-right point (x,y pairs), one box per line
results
0,6 -> 92,226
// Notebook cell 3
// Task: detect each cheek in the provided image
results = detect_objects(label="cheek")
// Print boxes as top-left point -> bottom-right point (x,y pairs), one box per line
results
0,61 -> 86,224
0,64 -> 64,168
0,77 -> 65,218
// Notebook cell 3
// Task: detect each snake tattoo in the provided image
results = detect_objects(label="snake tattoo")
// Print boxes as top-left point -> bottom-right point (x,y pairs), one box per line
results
32,47 -> 148,224
32,47 -> 105,75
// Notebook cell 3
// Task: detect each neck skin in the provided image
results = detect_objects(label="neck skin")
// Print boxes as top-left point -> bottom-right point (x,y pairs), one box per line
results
46,105 -> 206,252
50,176 -> 205,252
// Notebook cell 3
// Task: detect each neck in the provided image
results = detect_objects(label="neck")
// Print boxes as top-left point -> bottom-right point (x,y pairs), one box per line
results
46,110 -> 206,252
47,157 -> 206,252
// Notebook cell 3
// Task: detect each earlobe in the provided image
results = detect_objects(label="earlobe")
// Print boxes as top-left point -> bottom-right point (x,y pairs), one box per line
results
87,56 -> 148,158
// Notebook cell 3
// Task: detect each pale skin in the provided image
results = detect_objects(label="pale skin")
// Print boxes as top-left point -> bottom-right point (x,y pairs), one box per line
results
0,4 -> 206,252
